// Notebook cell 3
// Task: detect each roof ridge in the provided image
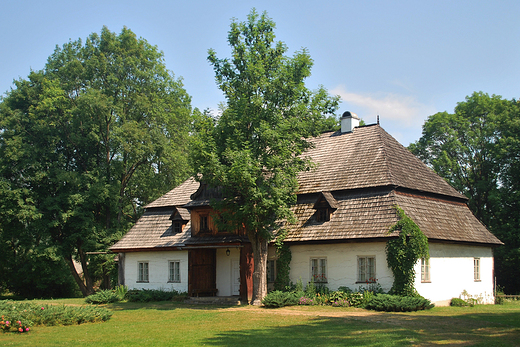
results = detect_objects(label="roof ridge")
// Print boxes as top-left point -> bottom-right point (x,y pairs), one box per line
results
376,125 -> 395,185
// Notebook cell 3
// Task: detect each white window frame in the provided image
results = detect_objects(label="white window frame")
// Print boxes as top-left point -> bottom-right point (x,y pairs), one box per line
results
310,257 -> 327,283
421,258 -> 431,282
357,256 -> 376,283
474,258 -> 480,281
138,261 -> 149,283
168,260 -> 181,283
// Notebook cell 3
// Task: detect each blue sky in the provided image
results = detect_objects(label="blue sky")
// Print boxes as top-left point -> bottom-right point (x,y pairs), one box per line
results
1,0 -> 518,145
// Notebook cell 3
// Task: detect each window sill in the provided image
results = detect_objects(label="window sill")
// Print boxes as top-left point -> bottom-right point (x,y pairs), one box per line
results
474,280 -> 481,282
356,281 -> 376,284
136,281 -> 149,283
167,281 -> 181,283
421,281 -> 431,283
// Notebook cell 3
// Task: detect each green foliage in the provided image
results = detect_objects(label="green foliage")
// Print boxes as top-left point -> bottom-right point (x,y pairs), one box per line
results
0,26 -> 192,297
386,206 -> 429,296
191,9 -> 339,303
125,289 -> 187,302
261,290 -> 300,308
365,294 -> 434,312
114,285 -> 128,301
409,92 -> 520,294
273,230 -> 292,291
450,298 -> 473,307
0,300 -> 112,332
85,289 -> 120,304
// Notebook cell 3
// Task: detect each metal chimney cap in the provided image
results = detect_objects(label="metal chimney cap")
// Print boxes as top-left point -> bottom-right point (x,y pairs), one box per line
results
341,111 -> 359,119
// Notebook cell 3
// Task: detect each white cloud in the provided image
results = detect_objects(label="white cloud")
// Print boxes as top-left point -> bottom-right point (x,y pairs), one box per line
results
330,85 -> 436,128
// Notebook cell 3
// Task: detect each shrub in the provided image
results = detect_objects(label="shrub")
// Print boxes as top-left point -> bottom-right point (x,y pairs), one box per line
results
85,289 -> 120,304
365,294 -> 434,312
114,285 -> 128,301
298,297 -> 316,305
262,291 -> 299,308
125,289 -> 187,302
331,299 -> 350,307
0,300 -> 112,333
450,298 -> 473,307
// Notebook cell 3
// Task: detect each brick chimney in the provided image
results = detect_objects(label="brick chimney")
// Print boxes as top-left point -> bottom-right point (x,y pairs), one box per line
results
340,111 -> 360,133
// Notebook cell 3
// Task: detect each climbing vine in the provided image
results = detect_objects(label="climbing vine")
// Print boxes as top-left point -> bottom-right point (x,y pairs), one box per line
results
273,229 -> 292,291
386,205 -> 429,296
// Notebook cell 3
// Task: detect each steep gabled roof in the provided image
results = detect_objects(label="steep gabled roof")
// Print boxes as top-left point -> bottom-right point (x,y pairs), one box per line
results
110,208 -> 191,252
145,177 -> 199,209
298,125 -> 464,200
111,123 -> 501,251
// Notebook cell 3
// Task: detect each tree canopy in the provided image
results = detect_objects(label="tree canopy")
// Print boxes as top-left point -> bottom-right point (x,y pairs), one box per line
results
409,92 -> 520,294
191,9 -> 339,304
0,27 -> 192,296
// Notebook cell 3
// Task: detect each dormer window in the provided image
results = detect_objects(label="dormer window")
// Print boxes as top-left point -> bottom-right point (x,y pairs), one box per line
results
313,191 -> 337,223
316,208 -> 330,222
169,207 -> 189,234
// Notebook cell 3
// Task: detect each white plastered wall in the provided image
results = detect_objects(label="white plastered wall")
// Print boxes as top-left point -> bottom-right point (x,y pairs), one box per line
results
287,242 -> 495,306
288,242 -> 394,293
124,251 -> 188,292
414,243 -> 495,305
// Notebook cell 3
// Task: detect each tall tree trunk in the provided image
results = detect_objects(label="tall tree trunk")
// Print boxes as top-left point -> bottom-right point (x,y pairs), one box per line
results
249,232 -> 268,306
64,254 -> 94,297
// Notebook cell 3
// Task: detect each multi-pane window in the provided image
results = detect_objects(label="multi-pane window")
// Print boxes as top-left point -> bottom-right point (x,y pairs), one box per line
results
267,260 -> 276,283
474,258 -> 480,281
310,258 -> 327,283
138,262 -> 149,282
421,258 -> 431,282
173,222 -> 182,234
358,256 -> 376,282
200,215 -> 208,231
169,261 -> 180,283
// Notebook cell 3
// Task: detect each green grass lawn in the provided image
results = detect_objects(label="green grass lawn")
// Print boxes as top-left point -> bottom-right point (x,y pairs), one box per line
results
1,300 -> 520,346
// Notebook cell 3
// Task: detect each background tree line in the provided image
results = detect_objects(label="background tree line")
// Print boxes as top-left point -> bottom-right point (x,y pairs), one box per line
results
0,27 -> 192,297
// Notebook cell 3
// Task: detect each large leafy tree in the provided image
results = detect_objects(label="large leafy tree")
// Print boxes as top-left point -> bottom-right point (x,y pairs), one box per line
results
0,27 -> 192,296
409,92 -> 520,293
191,9 -> 339,304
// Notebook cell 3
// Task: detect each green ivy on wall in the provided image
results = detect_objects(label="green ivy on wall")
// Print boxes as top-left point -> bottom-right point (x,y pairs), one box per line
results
386,205 -> 429,296
274,229 -> 292,291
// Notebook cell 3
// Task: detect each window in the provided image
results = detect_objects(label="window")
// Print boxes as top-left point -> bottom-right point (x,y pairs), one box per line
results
474,258 -> 480,281
138,262 -> 149,282
267,259 -> 277,283
173,222 -> 182,234
316,208 -> 330,222
200,215 -> 208,231
357,256 -> 375,282
421,258 -> 430,282
310,258 -> 327,283
168,261 -> 180,283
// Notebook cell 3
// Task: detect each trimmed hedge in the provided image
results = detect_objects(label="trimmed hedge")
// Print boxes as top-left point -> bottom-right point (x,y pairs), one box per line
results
125,289 -> 188,302
365,294 -> 434,312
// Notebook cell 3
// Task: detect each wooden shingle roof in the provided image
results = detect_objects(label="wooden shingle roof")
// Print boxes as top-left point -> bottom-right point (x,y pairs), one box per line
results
111,124 -> 501,251
145,177 -> 199,209
110,208 -> 191,252
298,125 -> 464,200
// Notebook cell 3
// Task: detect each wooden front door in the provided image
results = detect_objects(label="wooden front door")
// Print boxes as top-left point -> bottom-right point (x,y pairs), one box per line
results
188,249 -> 217,296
